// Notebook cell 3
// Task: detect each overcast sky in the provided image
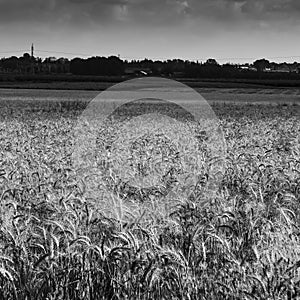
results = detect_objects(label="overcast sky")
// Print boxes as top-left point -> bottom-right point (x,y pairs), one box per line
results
1,0 -> 300,63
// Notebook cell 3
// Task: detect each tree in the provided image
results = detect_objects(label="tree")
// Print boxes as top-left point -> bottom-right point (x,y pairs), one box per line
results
253,59 -> 270,72
205,58 -> 218,65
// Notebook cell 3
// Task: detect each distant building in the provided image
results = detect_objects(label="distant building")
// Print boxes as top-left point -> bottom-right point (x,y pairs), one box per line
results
124,67 -> 152,76
266,63 -> 291,73
239,65 -> 257,71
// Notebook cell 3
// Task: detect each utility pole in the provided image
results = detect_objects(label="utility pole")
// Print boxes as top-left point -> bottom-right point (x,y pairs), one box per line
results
31,43 -> 35,74
31,43 -> 34,58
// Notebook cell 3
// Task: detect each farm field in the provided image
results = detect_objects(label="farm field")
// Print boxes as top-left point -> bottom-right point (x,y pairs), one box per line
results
0,75 -> 300,90
0,88 -> 299,299
0,87 -> 299,105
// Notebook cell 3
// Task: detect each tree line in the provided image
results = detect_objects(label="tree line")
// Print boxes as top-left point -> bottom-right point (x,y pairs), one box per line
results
1,53 -> 300,80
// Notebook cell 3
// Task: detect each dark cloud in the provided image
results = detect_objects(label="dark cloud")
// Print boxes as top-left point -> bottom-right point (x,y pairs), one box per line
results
69,0 -> 127,4
0,0 -> 299,28
224,0 -> 300,18
0,0 -> 127,25
0,0 -> 194,29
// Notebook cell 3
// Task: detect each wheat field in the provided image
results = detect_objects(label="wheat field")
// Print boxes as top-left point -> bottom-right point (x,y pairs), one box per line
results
0,95 -> 299,299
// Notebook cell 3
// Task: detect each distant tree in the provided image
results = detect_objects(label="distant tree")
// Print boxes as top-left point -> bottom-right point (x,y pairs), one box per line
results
205,58 -> 218,65
23,53 -> 31,59
2,56 -> 19,71
70,58 -> 85,75
253,59 -> 270,72
70,56 -> 124,76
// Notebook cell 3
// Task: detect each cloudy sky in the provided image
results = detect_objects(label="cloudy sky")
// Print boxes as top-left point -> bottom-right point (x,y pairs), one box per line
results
1,0 -> 300,63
